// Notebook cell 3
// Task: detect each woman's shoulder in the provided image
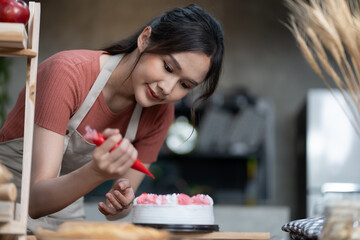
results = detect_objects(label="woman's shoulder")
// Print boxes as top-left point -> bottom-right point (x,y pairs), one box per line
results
42,49 -> 106,66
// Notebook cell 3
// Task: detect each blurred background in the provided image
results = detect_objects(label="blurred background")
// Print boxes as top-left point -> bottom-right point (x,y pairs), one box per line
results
2,0 -> 338,239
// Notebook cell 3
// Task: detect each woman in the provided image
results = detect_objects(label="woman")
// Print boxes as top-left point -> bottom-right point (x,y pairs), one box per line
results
0,4 -> 224,232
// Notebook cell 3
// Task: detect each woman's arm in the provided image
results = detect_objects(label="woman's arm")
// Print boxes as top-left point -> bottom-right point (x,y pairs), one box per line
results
29,125 -> 103,218
29,125 -> 137,219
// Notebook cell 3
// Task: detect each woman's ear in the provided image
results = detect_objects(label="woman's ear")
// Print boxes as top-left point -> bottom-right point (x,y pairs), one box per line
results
138,26 -> 152,52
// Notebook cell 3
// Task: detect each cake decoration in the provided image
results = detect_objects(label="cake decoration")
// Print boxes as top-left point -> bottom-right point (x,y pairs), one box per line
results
135,193 -> 213,205
132,193 -> 215,225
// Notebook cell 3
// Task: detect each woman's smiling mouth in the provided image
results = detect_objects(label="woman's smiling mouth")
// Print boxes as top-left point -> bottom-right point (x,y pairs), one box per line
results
146,84 -> 161,101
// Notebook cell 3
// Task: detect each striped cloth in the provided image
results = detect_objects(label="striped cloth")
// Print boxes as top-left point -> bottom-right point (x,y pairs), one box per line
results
281,217 -> 325,240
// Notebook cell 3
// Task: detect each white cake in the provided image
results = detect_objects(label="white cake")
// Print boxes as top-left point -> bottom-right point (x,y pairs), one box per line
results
132,193 -> 214,225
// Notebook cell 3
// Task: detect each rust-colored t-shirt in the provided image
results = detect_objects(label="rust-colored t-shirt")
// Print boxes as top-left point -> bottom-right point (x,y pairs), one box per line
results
0,50 -> 174,163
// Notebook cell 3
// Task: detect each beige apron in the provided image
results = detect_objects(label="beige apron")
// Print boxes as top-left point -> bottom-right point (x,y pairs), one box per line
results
0,54 -> 143,232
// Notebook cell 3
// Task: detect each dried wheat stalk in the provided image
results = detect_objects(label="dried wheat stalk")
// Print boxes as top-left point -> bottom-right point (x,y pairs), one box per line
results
285,0 -> 360,137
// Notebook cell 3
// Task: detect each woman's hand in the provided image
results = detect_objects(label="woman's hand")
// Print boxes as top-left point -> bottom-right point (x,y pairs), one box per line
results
98,178 -> 135,216
90,128 -> 138,180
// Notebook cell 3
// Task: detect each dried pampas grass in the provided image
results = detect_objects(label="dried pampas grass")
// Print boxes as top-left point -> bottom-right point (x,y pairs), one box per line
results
285,0 -> 360,137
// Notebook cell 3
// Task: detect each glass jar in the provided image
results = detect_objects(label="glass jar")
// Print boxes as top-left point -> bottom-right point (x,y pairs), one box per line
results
320,200 -> 360,240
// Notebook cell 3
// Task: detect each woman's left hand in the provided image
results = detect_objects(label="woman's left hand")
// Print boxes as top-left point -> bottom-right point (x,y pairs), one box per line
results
98,178 -> 135,216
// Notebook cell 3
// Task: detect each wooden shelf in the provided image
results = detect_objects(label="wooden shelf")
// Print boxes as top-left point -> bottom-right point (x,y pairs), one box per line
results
0,21 -> 37,57
0,48 -> 37,57
0,2 -> 41,240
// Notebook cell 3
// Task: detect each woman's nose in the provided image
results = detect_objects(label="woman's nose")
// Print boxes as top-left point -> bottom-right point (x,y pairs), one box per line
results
158,78 -> 177,96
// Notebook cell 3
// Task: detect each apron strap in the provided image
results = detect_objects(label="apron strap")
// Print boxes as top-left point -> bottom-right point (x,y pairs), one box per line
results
124,103 -> 142,142
67,54 -> 124,132
63,54 -> 143,151
63,54 -> 122,151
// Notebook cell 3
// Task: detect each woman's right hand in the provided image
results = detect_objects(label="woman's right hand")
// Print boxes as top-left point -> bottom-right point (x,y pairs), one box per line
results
90,128 -> 138,180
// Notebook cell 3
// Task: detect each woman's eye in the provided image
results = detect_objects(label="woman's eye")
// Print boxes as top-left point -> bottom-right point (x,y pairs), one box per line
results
163,61 -> 173,73
180,81 -> 190,89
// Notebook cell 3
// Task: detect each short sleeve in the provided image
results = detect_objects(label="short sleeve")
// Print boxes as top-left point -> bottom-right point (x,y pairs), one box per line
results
35,54 -> 83,135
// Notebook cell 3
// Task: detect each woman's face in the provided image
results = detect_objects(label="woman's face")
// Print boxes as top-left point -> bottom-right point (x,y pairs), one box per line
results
131,51 -> 211,107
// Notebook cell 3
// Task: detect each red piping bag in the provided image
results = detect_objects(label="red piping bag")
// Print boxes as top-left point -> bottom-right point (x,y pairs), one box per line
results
84,126 -> 155,179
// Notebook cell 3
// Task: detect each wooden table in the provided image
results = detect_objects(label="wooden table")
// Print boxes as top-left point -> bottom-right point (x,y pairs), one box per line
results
26,232 -> 270,240
25,221 -> 270,240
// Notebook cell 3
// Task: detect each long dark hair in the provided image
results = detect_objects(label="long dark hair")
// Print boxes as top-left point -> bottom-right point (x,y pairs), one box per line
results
103,4 -> 224,122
